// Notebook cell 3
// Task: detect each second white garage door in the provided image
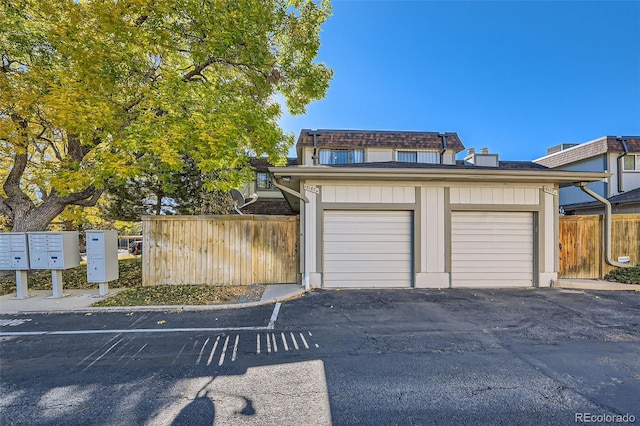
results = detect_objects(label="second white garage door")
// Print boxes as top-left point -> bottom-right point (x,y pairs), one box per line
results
451,211 -> 534,288
323,210 -> 413,288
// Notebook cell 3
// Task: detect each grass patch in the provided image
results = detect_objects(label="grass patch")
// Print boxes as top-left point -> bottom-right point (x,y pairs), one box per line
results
91,284 -> 265,307
604,265 -> 640,285
0,258 -> 265,306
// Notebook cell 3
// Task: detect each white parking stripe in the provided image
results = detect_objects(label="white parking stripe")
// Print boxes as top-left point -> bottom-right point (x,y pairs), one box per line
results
271,333 -> 278,352
268,303 -> 282,329
266,333 -> 271,353
206,336 -> 221,366
173,343 -> 187,366
0,325 -> 273,337
219,335 -> 230,366
290,332 -> 299,350
256,333 -> 261,354
82,338 -> 123,372
281,332 -> 289,351
299,333 -> 309,349
124,343 -> 148,366
232,335 -> 239,361
195,337 -> 210,364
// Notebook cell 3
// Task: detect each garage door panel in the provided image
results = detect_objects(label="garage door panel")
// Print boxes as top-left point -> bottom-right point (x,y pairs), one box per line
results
322,278 -> 413,288
324,233 -> 412,243
451,234 -> 533,243
324,253 -> 410,262
452,254 -> 532,262
325,260 -> 412,273
323,210 -> 412,288
451,211 -> 534,288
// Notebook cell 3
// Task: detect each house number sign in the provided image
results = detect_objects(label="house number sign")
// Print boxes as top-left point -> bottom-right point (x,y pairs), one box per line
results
304,184 -> 320,194
543,187 -> 558,196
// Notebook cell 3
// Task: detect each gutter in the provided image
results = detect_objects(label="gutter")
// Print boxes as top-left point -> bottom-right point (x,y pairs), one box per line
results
439,133 -> 448,164
616,137 -> 629,194
308,130 -> 321,166
575,182 -> 632,268
273,179 -> 310,290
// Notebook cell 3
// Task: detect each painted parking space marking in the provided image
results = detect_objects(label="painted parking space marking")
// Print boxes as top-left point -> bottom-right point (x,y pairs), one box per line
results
0,302 -> 283,337
77,330 -> 320,370
231,335 -> 239,362
206,336 -> 221,366
219,335 -> 230,366
196,337 -> 210,364
0,319 -> 32,327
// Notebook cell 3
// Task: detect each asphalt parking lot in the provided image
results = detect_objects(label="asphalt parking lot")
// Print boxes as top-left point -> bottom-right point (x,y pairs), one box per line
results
1,288 -> 639,425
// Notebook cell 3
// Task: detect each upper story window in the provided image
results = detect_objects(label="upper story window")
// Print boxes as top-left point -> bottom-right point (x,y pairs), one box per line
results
396,150 -> 440,164
623,154 -> 640,171
256,172 -> 277,190
319,149 -> 364,165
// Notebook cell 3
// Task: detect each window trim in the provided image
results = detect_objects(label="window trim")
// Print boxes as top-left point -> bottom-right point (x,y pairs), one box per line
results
623,154 -> 640,172
395,149 -> 440,164
318,148 -> 365,165
256,172 -> 277,190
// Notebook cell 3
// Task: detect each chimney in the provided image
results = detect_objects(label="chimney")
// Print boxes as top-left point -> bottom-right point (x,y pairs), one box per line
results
464,147 -> 499,167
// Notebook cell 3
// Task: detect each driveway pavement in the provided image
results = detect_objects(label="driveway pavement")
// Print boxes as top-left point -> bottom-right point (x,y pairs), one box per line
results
1,288 -> 639,425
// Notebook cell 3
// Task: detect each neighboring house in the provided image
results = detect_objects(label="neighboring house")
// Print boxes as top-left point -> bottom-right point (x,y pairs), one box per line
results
270,129 -> 607,290
533,136 -> 640,214
239,157 -> 297,215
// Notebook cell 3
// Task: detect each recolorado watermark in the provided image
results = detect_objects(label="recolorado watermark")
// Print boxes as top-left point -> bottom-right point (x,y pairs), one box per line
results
575,413 -> 636,423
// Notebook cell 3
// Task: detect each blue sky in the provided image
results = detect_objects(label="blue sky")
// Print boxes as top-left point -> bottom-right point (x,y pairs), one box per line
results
279,0 -> 640,161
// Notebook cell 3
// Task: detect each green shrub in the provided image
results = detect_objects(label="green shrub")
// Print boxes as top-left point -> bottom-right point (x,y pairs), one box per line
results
603,265 -> 640,285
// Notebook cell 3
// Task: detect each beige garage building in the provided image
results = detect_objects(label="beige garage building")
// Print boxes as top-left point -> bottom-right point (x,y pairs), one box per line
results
270,130 -> 608,289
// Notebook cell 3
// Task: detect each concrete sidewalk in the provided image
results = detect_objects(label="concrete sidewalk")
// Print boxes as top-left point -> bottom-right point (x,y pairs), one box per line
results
0,284 -> 305,315
553,278 -> 640,291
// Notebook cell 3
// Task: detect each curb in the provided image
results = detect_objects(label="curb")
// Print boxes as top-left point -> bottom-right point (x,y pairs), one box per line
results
552,280 -> 640,291
0,288 -> 308,315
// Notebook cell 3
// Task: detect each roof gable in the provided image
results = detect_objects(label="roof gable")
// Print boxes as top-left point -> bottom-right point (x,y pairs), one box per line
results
534,136 -> 640,168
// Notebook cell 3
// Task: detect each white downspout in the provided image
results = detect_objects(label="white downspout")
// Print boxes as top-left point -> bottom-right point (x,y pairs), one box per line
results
575,182 -> 632,268
273,181 -> 311,290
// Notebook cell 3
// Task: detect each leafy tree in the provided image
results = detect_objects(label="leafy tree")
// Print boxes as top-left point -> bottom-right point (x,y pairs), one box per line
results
0,0 -> 332,231
104,154 -> 234,219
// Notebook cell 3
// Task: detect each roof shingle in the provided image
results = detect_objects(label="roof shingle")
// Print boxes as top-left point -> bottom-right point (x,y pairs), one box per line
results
296,129 -> 465,153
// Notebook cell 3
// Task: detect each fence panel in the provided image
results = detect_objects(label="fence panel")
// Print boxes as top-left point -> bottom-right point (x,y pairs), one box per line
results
559,214 -> 640,279
142,215 -> 299,286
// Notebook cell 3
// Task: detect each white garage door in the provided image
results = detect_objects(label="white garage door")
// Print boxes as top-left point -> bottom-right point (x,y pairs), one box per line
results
323,210 -> 413,288
451,212 -> 534,288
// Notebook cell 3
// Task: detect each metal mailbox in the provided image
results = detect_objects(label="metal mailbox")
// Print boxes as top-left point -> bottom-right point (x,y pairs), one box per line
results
28,231 -> 81,270
86,230 -> 119,285
0,232 -> 29,271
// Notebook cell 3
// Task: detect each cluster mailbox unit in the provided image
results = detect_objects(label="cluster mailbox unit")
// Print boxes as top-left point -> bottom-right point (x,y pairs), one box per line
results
28,231 -> 81,298
0,232 -> 30,299
1,230 -> 120,299
86,230 -> 119,296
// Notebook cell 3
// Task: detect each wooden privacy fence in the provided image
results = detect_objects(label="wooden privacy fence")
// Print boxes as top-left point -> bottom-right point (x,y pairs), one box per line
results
142,215 -> 299,286
559,214 -> 640,279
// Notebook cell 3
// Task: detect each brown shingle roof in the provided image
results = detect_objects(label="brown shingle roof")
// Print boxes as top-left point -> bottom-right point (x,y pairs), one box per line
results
535,136 -> 640,168
296,129 -> 465,153
249,157 -> 297,172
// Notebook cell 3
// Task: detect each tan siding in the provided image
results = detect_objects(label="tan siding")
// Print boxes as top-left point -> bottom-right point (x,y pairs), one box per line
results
423,187 -> 446,273
450,186 -> 540,205
322,185 -> 416,203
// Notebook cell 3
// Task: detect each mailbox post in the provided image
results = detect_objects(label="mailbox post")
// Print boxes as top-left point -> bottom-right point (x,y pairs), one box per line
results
27,231 -> 81,298
85,230 -> 119,296
0,233 -> 30,299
